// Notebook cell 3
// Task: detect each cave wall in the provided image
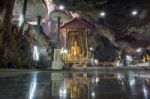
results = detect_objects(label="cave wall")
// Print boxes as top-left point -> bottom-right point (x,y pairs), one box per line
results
0,0 -> 54,67
25,25 -> 53,67
0,0 -> 15,47
13,0 -> 47,21
89,33 -> 116,61
0,0 -> 15,65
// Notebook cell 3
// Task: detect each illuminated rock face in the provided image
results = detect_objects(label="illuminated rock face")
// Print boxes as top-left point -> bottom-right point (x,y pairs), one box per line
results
13,0 -> 47,21
0,0 -> 54,66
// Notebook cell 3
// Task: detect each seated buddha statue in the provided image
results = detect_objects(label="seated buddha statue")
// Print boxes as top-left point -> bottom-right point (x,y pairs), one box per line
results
66,50 -> 73,61
71,40 -> 81,58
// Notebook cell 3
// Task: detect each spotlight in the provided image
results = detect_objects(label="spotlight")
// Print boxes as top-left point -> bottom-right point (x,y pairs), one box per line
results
59,5 -> 65,10
90,47 -> 94,51
99,11 -> 106,18
132,10 -> 138,16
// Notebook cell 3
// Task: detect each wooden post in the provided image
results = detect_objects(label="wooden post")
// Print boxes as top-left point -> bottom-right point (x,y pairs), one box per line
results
20,0 -> 28,34
86,28 -> 89,67
57,17 -> 61,48
37,16 -> 42,31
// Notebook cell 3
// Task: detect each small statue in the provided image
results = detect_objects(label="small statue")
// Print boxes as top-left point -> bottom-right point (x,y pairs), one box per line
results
146,54 -> 150,62
143,56 -> 146,62
71,40 -> 81,58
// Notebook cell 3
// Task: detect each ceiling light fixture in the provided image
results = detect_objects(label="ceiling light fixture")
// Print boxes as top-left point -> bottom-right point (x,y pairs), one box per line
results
99,11 -> 106,18
59,5 -> 65,10
132,10 -> 138,16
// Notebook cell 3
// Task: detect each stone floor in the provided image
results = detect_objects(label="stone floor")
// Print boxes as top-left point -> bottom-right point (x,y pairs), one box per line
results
0,70 -> 150,99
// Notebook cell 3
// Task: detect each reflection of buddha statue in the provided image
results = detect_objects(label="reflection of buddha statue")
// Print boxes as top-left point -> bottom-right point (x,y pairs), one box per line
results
69,77 -> 88,99
71,41 -> 81,58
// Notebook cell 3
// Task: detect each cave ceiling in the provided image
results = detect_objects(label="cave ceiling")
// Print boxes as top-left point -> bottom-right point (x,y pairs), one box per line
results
13,0 -> 150,52
13,0 -> 47,21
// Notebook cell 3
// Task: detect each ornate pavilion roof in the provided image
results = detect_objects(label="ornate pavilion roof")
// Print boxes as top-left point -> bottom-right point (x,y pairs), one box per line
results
60,18 -> 94,29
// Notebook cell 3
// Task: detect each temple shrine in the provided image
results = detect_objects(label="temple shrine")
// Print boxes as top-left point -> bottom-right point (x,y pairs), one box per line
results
60,18 -> 93,66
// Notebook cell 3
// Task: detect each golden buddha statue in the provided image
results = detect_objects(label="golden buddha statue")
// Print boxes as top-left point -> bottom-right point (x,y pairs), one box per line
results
66,50 -> 73,61
71,40 -> 81,58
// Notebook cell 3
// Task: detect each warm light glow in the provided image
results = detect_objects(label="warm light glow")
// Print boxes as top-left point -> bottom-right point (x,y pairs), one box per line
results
99,11 -> 106,17
90,47 -> 94,51
132,10 -> 138,16
94,59 -> 99,65
59,5 -> 65,10
33,46 -> 39,61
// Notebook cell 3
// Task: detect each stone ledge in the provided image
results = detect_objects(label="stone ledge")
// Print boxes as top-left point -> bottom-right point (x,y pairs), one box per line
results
71,66 -> 150,71
0,66 -> 150,73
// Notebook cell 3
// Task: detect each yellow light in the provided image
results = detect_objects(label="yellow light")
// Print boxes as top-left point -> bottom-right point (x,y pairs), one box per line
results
64,49 -> 68,54
94,59 -> 99,65
89,47 -> 94,51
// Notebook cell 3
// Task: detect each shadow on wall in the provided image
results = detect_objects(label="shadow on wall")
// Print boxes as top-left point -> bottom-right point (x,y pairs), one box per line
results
94,35 -> 116,61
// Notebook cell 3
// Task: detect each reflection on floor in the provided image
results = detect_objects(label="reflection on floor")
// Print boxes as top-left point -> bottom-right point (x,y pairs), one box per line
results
0,71 -> 150,99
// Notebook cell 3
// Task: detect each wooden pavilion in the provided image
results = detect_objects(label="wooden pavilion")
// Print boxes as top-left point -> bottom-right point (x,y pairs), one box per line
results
60,18 -> 93,66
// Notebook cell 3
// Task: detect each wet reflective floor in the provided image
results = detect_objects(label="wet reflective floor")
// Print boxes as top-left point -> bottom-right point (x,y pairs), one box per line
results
0,71 -> 150,99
